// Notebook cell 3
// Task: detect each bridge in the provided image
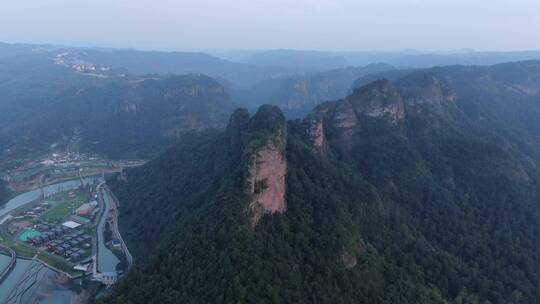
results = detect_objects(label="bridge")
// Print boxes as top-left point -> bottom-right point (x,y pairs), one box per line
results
0,245 -> 16,283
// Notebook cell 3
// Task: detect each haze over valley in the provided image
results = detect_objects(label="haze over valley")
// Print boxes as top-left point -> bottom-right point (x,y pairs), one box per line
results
2,1 -> 540,303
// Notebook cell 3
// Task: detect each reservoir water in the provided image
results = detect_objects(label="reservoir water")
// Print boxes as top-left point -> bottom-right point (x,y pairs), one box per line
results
0,177 -> 100,219
0,256 -> 76,303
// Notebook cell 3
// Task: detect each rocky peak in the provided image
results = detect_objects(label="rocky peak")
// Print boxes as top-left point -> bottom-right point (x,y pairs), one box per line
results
348,79 -> 405,121
245,105 -> 287,226
330,101 -> 359,146
399,75 -> 456,105
306,117 -> 326,153
305,79 -> 406,151
226,108 -> 250,147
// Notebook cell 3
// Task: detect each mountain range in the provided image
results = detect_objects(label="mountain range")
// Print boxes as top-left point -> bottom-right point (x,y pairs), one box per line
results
100,60 -> 540,303
0,68 -> 236,168
216,48 -> 540,70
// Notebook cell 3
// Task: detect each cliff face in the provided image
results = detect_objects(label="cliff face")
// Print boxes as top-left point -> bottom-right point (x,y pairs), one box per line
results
110,74 -> 236,147
305,76 -> 464,151
401,76 -> 456,106
349,79 -> 405,121
306,117 -> 325,153
246,130 -> 287,226
244,105 -> 288,226
307,79 -> 405,150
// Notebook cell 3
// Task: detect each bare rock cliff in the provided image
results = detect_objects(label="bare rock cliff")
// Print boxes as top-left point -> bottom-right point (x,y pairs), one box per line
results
245,105 -> 288,226
349,79 -> 405,121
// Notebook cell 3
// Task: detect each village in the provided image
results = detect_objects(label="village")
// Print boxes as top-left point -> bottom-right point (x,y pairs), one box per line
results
0,182 -> 124,283
15,192 -> 98,266
1,150 -> 144,192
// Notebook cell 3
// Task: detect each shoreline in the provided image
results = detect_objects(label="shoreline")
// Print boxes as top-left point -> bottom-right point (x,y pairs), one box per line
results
0,242 -> 86,280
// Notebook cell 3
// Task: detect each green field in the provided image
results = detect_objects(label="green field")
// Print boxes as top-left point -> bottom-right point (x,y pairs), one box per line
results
0,235 -> 37,258
41,200 -> 83,221
40,188 -> 91,222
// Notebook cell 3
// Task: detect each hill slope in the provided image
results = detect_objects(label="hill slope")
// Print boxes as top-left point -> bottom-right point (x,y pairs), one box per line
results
0,49 -> 237,165
104,61 -> 540,303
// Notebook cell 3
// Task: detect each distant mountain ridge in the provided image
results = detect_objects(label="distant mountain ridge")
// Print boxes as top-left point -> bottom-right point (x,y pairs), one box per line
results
222,48 -> 540,69
235,63 -> 395,116
0,52 -> 237,165
3,41 -> 540,168
5,42 -> 540,120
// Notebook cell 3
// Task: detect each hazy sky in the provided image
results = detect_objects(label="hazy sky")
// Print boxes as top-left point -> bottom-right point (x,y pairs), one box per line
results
1,0 -> 539,51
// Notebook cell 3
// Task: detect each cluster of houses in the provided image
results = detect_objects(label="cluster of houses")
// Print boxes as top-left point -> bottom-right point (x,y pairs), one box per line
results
26,222 -> 92,262
23,204 -> 51,218
54,52 -> 111,75
76,200 -> 99,218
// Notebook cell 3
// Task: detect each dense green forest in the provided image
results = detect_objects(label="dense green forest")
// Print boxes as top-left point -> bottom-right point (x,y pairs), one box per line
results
102,61 -> 540,303
107,127 -> 244,258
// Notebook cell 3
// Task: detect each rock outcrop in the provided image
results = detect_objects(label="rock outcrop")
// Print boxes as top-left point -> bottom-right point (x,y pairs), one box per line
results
306,79 -> 405,151
348,79 -> 405,121
247,133 -> 287,226
306,117 -> 325,153
400,76 -> 456,106
245,105 -> 288,226
340,252 -> 358,270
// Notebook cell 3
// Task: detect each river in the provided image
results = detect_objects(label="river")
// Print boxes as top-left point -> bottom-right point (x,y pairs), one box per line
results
0,177 -> 100,219
97,188 -> 119,273
0,176 -> 101,302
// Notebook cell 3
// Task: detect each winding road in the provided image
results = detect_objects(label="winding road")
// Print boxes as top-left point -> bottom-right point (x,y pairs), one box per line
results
105,188 -> 133,268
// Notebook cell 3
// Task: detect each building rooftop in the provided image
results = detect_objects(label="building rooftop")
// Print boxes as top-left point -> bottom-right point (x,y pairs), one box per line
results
62,221 -> 81,229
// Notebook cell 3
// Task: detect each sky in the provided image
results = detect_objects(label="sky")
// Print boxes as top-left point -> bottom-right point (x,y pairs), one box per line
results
0,0 -> 539,52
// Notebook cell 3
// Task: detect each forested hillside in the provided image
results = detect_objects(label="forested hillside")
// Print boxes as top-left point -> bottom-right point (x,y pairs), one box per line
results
0,47 -> 237,165
102,60 -> 540,304
107,127 -> 244,258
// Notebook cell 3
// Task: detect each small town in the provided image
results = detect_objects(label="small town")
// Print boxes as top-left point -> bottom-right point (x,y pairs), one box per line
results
12,192 -> 97,266
0,180 -> 129,285
1,150 -> 144,192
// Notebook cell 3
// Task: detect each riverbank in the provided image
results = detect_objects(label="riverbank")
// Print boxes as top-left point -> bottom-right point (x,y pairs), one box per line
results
96,185 -> 120,273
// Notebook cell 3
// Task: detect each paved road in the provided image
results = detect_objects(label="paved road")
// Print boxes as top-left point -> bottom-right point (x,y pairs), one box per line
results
104,187 -> 133,268
96,183 -> 133,270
